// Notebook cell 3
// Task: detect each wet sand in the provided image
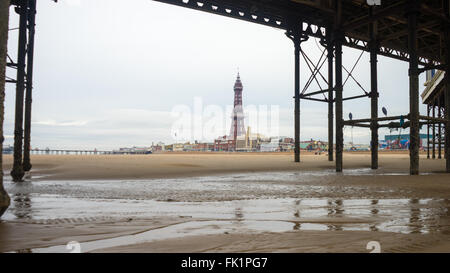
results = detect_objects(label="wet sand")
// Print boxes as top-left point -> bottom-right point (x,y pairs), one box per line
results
2,151 -> 449,180
1,152 -> 450,253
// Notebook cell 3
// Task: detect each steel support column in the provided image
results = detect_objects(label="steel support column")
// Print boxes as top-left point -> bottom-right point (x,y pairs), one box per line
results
23,0 -> 36,172
294,37 -> 300,163
0,0 -> 11,217
433,100 -> 436,158
427,104 -> 430,159
335,0 -> 343,172
438,100 -> 442,159
445,1 -> 450,172
446,71 -> 450,168
407,0 -> 420,175
286,23 -> 308,163
335,35 -> 344,172
327,30 -> 334,162
10,1 -> 29,182
369,7 -> 379,170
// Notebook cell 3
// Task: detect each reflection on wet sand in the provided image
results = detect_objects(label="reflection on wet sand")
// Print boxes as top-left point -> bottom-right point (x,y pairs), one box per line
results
5,193 -> 450,236
3,195 -> 449,253
234,207 -> 244,219
370,200 -> 379,232
12,193 -> 32,219
1,171 -> 450,253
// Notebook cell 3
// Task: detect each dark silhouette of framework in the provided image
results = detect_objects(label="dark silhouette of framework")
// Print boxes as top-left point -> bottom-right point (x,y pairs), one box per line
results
7,0 -> 36,181
4,0 -> 450,181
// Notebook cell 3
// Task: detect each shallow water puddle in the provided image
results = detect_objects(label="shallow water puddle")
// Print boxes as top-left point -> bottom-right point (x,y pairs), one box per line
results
30,220 -> 295,253
3,169 -> 431,202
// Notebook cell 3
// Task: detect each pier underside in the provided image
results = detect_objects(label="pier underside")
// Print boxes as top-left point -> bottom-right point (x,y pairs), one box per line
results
1,0 -> 450,217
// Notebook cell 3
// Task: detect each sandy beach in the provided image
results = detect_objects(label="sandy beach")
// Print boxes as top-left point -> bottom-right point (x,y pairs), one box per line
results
1,152 -> 450,253
2,151 -> 449,179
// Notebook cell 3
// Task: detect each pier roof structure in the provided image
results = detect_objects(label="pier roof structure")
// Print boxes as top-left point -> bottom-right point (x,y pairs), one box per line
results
155,0 -> 449,65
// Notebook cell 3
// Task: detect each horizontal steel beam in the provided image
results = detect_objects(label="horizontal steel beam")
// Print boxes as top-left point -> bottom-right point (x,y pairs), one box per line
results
343,115 -> 406,125
298,95 -> 328,103
301,88 -> 330,97
341,94 -> 370,101
419,115 -> 449,123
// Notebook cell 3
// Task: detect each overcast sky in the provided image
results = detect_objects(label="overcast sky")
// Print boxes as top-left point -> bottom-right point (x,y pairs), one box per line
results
4,0 -> 427,149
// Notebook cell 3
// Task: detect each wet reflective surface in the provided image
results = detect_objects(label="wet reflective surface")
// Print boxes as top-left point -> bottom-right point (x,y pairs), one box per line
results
3,170 -> 420,202
2,170 -> 450,253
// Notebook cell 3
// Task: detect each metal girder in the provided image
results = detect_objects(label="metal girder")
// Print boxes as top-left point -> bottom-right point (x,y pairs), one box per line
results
153,0 -> 447,65
153,0 -> 289,30
380,20 -> 441,43
301,88 -> 330,97
342,94 -> 370,101
342,1 -> 406,32
298,95 -> 328,103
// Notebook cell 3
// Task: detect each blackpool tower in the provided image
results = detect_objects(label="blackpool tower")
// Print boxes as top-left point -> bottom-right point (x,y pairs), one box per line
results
229,73 -> 246,143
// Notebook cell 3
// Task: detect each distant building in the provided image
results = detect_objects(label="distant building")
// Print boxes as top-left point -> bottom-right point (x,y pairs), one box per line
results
300,140 -> 328,151
344,143 -> 370,151
235,126 -> 264,152
214,136 -> 235,152
2,145 -> 13,154
172,143 -> 185,152
151,142 -> 165,153
192,142 -> 213,152
282,137 -> 294,144
383,134 -> 429,150
113,146 -> 152,154
260,138 -> 280,152
164,144 -> 173,151
279,137 -> 294,152
183,143 -> 195,151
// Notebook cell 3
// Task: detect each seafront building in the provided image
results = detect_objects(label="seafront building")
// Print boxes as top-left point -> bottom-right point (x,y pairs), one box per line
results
235,126 -> 265,152
379,134 -> 429,150
112,147 -> 152,154
260,138 -> 280,152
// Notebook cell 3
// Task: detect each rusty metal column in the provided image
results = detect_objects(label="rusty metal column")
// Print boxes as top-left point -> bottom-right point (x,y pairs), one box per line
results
432,100 -> 436,158
327,30 -> 334,162
11,0 -> 29,182
427,104 -> 430,159
407,0 -> 420,175
369,6 -> 379,170
23,0 -> 36,172
335,0 -> 343,172
0,0 -> 11,217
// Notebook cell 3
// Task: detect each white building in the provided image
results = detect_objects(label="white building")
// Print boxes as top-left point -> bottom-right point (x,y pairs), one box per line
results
260,138 -> 280,152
